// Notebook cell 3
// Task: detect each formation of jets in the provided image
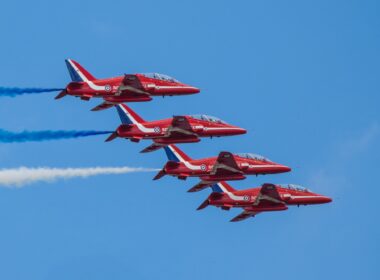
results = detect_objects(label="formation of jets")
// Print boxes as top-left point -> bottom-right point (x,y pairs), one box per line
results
55,59 -> 332,222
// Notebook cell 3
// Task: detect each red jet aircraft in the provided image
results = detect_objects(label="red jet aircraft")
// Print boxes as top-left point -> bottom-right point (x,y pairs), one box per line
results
154,145 -> 291,190
105,104 -> 247,153
197,181 -> 332,222
55,59 -> 200,111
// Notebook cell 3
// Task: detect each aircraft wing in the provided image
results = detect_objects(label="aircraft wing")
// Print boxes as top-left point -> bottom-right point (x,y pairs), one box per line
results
165,116 -> 198,138
253,183 -> 285,206
211,152 -> 242,176
91,101 -> 116,111
140,143 -> 165,153
230,210 -> 261,222
187,181 -> 213,193
117,74 -> 151,97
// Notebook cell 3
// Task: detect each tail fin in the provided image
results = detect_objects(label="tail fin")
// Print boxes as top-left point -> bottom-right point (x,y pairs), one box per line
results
116,104 -> 145,125
65,59 -> 96,82
163,145 -> 192,163
211,181 -> 236,193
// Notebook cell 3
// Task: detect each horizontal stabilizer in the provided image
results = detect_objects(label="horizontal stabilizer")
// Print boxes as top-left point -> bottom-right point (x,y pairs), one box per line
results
105,132 -> 118,142
55,89 -> 67,100
153,169 -> 166,180
197,198 -> 210,210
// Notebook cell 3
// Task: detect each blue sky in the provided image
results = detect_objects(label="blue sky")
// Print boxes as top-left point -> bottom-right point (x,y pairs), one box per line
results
0,0 -> 379,279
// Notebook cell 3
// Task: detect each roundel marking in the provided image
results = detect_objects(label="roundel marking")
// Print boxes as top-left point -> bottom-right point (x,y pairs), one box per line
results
200,164 -> 207,171
243,195 -> 250,201
105,84 -> 112,92
154,127 -> 161,133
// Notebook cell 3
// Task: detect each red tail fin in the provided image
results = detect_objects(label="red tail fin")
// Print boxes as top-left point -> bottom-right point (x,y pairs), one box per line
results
163,145 -> 192,162
65,59 -> 96,82
116,104 -> 146,124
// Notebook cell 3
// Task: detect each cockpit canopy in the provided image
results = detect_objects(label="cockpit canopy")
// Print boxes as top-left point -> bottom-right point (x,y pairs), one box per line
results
278,184 -> 310,192
141,73 -> 179,83
190,114 -> 227,124
235,153 -> 271,162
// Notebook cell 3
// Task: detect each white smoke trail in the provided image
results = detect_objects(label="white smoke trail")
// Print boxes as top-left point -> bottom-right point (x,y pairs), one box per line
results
0,166 -> 159,188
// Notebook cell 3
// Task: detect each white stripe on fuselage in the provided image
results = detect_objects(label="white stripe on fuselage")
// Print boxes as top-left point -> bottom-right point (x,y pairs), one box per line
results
119,106 -> 155,133
168,146 -> 202,170
203,128 -> 238,131
243,164 -> 281,168
155,86 -> 194,90
217,183 -> 245,201
290,195 -> 322,199
68,59 -> 107,91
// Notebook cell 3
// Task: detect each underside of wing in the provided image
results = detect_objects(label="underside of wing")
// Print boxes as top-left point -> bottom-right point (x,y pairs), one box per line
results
91,101 -> 116,111
230,210 -> 260,222
140,143 -> 165,153
187,181 -> 213,193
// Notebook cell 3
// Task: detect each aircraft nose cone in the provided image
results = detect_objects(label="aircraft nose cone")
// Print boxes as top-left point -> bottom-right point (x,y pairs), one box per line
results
228,127 -> 247,135
280,165 -> 292,173
321,196 -> 333,204
235,128 -> 247,135
190,86 -> 200,93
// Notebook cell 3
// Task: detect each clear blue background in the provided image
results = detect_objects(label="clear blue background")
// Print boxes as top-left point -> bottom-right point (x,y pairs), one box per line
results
0,0 -> 379,279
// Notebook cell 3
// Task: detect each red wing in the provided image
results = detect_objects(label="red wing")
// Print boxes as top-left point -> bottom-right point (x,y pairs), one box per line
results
254,184 -> 284,206
211,152 -> 241,176
140,143 -> 165,153
230,210 -> 261,222
165,116 -> 198,138
187,181 -> 213,193
91,101 -> 116,111
117,75 -> 151,97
